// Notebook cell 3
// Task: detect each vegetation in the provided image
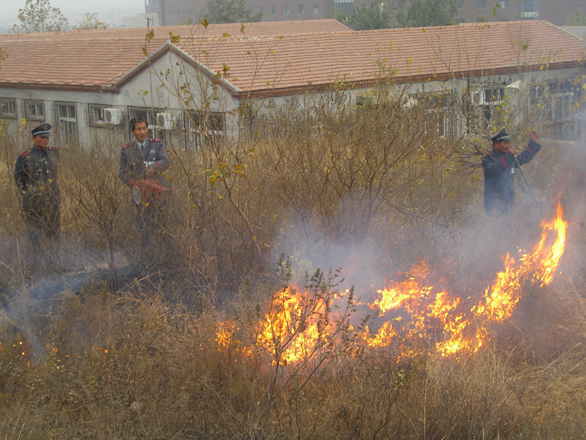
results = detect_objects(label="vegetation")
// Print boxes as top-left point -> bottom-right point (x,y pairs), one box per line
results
11,0 -> 69,33
72,12 -> 108,31
332,0 -> 392,31
206,0 -> 262,24
565,10 -> 586,26
0,62 -> 585,437
395,0 -> 460,27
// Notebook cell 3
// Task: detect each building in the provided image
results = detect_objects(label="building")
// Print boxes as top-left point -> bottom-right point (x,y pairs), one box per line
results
145,0 -> 340,25
456,0 -> 584,25
0,20 -> 584,149
146,0 -> 586,26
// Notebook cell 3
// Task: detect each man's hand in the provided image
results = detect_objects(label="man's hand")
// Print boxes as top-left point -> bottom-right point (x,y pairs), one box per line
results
145,166 -> 155,178
530,130 -> 539,142
509,147 -> 517,155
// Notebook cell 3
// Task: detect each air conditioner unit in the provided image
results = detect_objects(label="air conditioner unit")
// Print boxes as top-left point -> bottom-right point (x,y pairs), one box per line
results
157,112 -> 173,130
103,108 -> 123,125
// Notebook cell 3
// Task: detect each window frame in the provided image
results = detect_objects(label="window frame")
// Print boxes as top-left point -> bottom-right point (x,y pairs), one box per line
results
87,104 -> 111,127
0,98 -> 17,119
54,101 -> 78,142
24,100 -> 45,121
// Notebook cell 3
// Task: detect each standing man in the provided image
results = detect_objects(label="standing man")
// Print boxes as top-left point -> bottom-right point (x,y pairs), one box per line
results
482,128 -> 542,214
14,123 -> 61,246
119,117 -> 170,247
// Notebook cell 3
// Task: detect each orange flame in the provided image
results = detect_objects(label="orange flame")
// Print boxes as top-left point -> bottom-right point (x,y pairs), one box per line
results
217,201 -> 567,364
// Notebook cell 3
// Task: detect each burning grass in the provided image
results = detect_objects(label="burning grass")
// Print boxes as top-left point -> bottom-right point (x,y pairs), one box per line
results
0,88 -> 585,437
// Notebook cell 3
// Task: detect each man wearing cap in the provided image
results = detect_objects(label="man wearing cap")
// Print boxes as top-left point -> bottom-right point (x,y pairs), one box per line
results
119,117 -> 170,248
14,123 -> 61,242
482,128 -> 541,214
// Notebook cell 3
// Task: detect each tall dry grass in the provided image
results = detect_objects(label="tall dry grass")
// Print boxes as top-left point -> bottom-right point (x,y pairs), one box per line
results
0,83 -> 584,438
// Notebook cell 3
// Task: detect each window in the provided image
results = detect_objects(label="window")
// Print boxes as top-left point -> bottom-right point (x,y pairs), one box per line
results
24,100 -> 45,121
532,80 -> 582,140
521,0 -> 538,18
258,6 -> 263,14
284,5 -> 290,15
0,98 -> 17,118
87,104 -> 111,127
476,0 -> 486,7
271,5 -> 276,15
175,111 -> 225,152
497,0 -> 508,7
55,102 -> 78,141
312,4 -> 319,14
297,4 -> 304,14
458,0 -> 465,8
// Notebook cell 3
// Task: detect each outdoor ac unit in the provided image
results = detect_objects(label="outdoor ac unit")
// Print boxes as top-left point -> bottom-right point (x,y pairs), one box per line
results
103,108 -> 123,125
157,112 -> 173,130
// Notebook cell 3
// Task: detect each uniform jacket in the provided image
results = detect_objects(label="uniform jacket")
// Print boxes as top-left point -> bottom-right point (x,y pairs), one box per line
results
119,138 -> 170,187
14,146 -> 60,212
482,140 -> 541,213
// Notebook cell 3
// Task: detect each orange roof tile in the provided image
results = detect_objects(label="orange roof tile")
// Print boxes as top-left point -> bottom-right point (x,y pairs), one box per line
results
0,20 -> 349,90
173,21 -> 584,97
0,21 -> 582,96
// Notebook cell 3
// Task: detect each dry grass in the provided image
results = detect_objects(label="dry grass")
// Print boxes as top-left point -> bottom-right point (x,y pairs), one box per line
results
0,85 -> 585,439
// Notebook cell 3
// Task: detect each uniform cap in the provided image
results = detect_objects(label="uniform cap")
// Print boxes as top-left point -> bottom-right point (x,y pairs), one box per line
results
31,123 -> 52,137
490,128 -> 511,142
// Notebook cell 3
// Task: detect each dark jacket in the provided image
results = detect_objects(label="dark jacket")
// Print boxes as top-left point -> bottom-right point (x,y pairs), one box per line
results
119,138 -> 170,187
482,140 -> 541,213
14,146 -> 60,213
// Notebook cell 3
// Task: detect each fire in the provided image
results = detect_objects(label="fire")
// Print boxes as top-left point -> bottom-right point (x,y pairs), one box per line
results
217,202 -> 568,364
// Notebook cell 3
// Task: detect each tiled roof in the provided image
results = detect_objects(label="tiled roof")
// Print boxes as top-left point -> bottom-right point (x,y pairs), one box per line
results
0,20 -> 350,89
0,21 -> 583,96
174,21 -> 584,97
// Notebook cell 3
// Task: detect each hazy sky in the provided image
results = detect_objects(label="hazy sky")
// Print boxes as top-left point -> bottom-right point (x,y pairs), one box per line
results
3,0 -> 145,25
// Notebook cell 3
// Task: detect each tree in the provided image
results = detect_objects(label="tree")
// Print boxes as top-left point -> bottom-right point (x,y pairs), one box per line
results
395,0 -> 459,28
12,0 -> 69,33
206,0 -> 262,24
565,10 -> 586,26
333,1 -> 392,30
73,12 -> 108,31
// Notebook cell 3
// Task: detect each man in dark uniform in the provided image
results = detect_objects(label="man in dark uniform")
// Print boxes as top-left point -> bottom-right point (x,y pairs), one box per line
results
14,123 -> 61,245
482,128 -> 541,214
119,117 -> 170,248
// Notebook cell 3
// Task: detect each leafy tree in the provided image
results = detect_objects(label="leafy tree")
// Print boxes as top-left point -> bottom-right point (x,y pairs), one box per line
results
73,12 -> 108,30
206,0 -> 262,24
565,10 -> 586,26
332,0 -> 392,30
12,0 -> 69,33
395,0 -> 459,28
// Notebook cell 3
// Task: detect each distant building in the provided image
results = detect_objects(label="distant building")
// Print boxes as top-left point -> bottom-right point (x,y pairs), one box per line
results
0,20 -> 584,148
123,13 -> 159,28
455,0 -> 584,25
146,0 -> 586,26
145,0 -> 338,25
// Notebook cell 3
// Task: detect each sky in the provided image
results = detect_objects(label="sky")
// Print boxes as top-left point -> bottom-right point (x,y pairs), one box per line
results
1,0 -> 146,29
